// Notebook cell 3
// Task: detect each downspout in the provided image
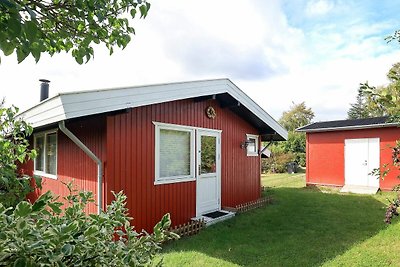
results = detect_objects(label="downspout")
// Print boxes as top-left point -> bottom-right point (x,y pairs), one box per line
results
58,121 -> 103,214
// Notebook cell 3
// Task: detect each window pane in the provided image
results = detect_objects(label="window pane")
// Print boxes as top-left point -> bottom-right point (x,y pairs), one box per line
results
159,129 -> 191,178
35,136 -> 44,171
45,133 -> 57,175
200,135 -> 216,174
247,138 -> 256,153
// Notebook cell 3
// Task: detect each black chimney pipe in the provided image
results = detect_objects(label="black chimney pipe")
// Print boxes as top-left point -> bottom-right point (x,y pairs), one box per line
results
39,79 -> 50,101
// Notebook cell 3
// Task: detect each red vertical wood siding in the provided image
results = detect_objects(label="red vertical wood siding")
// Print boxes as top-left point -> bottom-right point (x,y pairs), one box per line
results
106,99 -> 261,231
22,116 -> 106,213
306,127 -> 400,190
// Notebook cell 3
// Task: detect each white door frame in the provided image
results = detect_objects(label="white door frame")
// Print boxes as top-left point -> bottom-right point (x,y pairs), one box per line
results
195,129 -> 222,216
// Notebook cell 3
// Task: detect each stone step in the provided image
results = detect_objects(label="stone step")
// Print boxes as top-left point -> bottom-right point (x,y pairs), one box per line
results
340,184 -> 379,194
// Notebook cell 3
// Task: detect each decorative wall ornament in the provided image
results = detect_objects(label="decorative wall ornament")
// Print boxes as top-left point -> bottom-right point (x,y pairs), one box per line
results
206,106 -> 216,119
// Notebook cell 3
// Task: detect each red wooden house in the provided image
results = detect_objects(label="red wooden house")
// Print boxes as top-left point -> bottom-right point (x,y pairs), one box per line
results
19,78 -> 287,231
297,117 -> 400,194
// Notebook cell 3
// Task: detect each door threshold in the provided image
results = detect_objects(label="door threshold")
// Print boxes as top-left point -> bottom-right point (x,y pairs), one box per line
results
192,210 -> 235,226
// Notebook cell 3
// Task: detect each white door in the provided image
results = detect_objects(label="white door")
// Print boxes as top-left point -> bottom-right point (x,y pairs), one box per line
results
196,130 -> 221,216
344,138 -> 380,187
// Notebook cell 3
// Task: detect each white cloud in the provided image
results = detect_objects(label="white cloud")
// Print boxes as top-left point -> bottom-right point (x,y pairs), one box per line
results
306,0 -> 335,16
0,0 -> 398,123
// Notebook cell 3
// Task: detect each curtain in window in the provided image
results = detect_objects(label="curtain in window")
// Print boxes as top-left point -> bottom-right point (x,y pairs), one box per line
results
159,129 -> 191,178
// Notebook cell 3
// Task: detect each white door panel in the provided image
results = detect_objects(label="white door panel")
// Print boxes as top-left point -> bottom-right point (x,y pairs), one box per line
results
345,138 -> 380,187
196,130 -> 221,216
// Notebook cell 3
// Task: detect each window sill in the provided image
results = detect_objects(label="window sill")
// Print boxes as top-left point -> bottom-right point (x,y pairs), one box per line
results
247,152 -> 259,157
34,171 -> 57,180
154,177 -> 196,185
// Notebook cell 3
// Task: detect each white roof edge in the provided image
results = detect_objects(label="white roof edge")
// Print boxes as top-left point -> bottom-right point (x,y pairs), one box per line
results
57,78 -> 230,96
225,79 -> 288,140
297,123 -> 399,133
19,78 -> 288,140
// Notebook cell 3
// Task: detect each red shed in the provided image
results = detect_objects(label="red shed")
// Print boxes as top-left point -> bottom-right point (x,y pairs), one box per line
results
19,79 -> 287,231
297,117 -> 400,194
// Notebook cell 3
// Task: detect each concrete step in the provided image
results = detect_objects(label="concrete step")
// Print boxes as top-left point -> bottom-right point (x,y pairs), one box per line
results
192,210 -> 235,226
340,184 -> 379,194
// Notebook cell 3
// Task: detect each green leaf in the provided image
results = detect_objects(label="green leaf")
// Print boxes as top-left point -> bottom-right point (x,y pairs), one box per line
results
16,48 -> 30,63
14,201 -> 32,217
16,219 -> 27,231
139,5 -> 148,18
84,225 -> 99,237
61,244 -> 74,256
25,21 -> 38,42
13,258 -> 26,267
48,202 -> 62,214
0,41 -> 15,56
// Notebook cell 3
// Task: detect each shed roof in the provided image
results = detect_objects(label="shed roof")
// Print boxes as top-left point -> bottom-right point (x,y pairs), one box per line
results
19,78 -> 288,141
296,116 -> 398,133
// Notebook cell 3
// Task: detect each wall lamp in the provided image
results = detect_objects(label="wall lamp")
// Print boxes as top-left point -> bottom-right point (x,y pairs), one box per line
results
240,140 -> 252,149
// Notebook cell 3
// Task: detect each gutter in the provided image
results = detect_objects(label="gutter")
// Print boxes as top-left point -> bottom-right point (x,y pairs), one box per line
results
58,121 -> 103,214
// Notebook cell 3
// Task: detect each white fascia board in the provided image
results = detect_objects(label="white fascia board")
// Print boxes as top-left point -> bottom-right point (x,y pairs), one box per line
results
61,80 -> 227,120
18,79 -> 287,141
225,80 -> 288,140
297,123 -> 399,133
19,96 -> 66,128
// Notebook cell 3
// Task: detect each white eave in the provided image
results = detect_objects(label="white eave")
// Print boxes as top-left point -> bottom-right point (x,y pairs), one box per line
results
296,123 -> 399,133
19,78 -> 288,140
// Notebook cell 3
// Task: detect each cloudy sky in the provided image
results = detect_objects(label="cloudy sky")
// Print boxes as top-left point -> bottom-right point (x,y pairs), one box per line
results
1,0 -> 399,121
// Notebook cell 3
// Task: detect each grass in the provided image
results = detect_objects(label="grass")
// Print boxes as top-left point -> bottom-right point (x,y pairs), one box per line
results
159,173 -> 400,266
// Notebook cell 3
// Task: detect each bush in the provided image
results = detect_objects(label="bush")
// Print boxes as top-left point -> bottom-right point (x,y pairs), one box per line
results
263,152 -> 296,173
0,104 -> 39,208
0,183 -> 178,266
294,152 -> 306,167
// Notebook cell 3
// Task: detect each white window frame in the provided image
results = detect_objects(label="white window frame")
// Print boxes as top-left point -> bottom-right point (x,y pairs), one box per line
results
33,129 -> 58,179
246,134 -> 259,156
154,122 -> 196,185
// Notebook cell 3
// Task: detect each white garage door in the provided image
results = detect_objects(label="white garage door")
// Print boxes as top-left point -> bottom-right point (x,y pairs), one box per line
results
344,138 -> 380,187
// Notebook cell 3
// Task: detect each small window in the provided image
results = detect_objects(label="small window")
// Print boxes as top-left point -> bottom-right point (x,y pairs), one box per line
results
34,130 -> 58,179
246,134 -> 259,156
155,123 -> 195,184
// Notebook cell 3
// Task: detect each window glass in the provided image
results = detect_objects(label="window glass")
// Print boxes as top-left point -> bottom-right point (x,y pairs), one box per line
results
35,135 -> 45,172
247,138 -> 256,153
159,129 -> 191,178
45,133 -> 57,175
200,135 -> 216,174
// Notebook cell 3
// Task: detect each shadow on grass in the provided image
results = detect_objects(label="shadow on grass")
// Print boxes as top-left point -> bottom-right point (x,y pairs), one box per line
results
161,187 -> 390,267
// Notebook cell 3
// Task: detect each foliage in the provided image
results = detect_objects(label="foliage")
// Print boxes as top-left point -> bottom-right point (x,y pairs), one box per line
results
360,63 -> 400,118
0,103 -> 40,208
347,88 -> 382,119
0,182 -> 178,266
385,195 -> 400,224
279,102 -> 314,131
0,0 -> 151,64
348,63 -> 400,119
360,62 -> 400,224
263,152 -> 296,173
265,102 -> 314,173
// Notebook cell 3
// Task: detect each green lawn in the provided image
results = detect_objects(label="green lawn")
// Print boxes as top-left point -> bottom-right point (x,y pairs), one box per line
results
159,173 -> 400,266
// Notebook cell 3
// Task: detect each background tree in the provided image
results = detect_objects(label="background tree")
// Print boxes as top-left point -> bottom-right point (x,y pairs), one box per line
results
279,102 -> 315,131
263,102 -> 314,173
0,0 -> 150,64
347,88 -> 379,119
348,63 -> 400,120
